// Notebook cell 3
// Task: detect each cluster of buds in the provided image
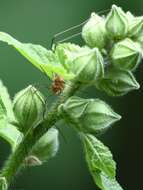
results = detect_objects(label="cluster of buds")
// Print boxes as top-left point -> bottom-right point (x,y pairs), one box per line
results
53,5 -> 143,97
54,4 -> 143,147
80,4 -> 143,96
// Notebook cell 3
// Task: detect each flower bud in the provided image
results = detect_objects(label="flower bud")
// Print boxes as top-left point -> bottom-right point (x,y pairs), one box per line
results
71,48 -> 104,83
13,85 -> 45,132
0,177 -> 7,190
58,96 -> 121,134
55,43 -> 81,71
105,5 -> 128,39
96,68 -> 140,96
128,17 -> 143,38
110,38 -> 142,71
82,13 -> 107,49
27,128 -> 59,164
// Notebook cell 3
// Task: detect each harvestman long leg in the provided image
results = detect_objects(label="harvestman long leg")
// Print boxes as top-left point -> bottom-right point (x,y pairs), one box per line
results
51,19 -> 88,49
51,8 -> 110,49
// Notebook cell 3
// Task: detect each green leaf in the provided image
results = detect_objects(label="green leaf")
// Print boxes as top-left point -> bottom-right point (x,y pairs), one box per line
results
0,119 -> 23,150
81,134 -> 123,190
82,133 -> 116,178
0,80 -> 14,120
0,32 -> 74,80
0,81 -> 22,150
95,171 -> 123,190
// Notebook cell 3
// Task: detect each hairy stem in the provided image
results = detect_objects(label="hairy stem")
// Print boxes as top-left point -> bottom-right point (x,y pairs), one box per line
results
0,81 -> 81,188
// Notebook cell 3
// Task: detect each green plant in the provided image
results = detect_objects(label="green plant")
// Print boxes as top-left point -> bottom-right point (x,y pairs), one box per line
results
0,4 -> 142,189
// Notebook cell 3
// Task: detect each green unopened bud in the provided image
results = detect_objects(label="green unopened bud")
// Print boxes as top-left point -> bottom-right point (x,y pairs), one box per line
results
55,43 -> 81,71
13,85 -> 45,132
96,68 -> 140,96
110,38 -> 142,71
128,16 -> 143,37
71,48 -> 104,83
28,128 -> 59,163
58,96 -> 121,134
82,13 -> 107,49
105,5 -> 128,39
0,177 -> 7,190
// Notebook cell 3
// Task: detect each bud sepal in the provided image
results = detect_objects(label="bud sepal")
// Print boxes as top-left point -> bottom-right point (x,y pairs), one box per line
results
110,38 -> 142,71
96,68 -> 140,96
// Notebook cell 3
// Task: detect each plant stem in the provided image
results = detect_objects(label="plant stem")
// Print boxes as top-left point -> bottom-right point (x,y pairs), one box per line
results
0,81 -> 81,188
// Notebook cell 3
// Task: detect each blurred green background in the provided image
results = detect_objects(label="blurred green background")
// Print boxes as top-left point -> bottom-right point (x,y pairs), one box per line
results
0,0 -> 143,189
